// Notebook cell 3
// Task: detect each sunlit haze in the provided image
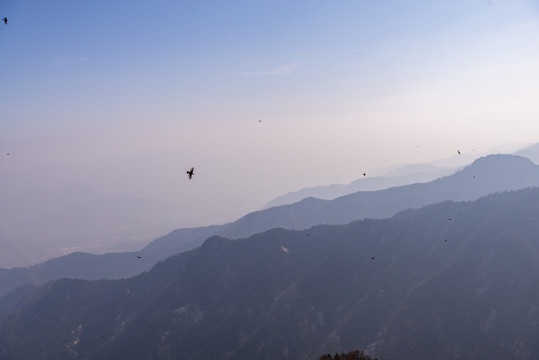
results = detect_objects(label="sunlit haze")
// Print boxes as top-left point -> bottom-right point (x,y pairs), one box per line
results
1,1 -> 539,253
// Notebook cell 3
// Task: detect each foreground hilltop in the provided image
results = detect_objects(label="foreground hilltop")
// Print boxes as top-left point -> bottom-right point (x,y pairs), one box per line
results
1,187 -> 539,359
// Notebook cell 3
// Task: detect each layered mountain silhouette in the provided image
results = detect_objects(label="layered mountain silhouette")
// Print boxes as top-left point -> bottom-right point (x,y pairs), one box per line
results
514,142 -> 539,164
264,164 -> 455,208
1,154 -> 539,298
1,188 -> 539,359
266,140 -> 539,209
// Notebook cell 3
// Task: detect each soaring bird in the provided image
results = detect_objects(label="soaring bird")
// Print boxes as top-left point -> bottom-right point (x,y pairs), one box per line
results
186,167 -> 194,180
457,150 -> 461,155
2,18 -> 7,25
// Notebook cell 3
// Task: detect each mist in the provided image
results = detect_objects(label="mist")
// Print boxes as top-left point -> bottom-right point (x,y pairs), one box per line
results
2,1 -> 539,266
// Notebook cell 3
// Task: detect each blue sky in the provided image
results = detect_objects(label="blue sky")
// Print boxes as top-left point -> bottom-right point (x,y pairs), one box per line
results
2,0 -> 539,218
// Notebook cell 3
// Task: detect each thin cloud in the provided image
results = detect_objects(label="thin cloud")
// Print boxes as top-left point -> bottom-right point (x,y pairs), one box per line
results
240,62 -> 302,76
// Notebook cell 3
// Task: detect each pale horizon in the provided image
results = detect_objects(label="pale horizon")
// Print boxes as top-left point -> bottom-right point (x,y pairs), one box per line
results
2,0 -> 539,266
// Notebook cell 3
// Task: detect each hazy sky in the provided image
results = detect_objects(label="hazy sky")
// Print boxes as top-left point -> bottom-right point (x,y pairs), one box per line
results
2,0 -> 539,220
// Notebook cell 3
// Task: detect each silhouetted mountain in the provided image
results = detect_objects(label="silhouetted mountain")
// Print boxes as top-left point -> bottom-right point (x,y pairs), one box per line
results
264,166 -> 455,208
379,163 -> 450,177
219,154 -> 539,238
1,154 -> 539,299
1,188 -> 539,359
514,142 -> 539,164
0,225 -> 224,297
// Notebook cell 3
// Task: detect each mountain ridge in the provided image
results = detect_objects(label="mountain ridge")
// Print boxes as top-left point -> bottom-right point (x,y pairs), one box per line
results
1,187 -> 539,359
264,166 -> 456,208
1,154 -> 538,299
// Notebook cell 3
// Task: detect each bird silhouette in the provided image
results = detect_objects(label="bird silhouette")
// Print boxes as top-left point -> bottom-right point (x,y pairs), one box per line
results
187,167 -> 194,179
2,18 -> 7,25
371,256 -> 375,260
137,256 -> 142,259
457,150 -> 461,155
448,218 -> 452,221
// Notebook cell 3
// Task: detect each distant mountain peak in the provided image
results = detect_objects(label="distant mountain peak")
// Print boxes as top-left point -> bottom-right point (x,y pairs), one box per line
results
458,154 -> 536,177
469,153 -> 533,166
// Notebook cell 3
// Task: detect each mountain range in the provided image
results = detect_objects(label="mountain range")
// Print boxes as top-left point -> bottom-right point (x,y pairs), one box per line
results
263,164 -> 456,208
1,187 -> 539,359
3,143 -> 536,270
265,142 -> 539,208
514,142 -> 539,164
1,154 -> 539,298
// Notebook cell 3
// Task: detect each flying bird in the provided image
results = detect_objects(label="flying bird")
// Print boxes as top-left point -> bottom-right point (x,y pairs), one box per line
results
448,218 -> 452,221
2,18 -> 7,25
137,256 -> 142,259
363,173 -> 366,176
371,256 -> 375,260
186,167 -> 194,179
457,150 -> 461,155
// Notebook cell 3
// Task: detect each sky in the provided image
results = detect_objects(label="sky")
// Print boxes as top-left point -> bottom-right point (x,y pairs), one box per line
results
1,0 -> 539,225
